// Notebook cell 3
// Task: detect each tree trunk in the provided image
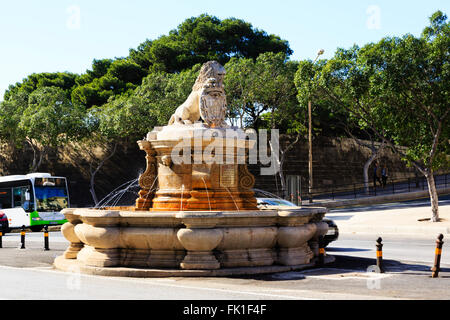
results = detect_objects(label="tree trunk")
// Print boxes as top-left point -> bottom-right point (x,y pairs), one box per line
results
89,143 -> 118,206
425,171 -> 440,222
363,157 -> 372,194
36,153 -> 43,172
239,105 -> 244,129
30,149 -> 39,173
269,139 -> 285,199
344,132 -> 385,195
89,174 -> 99,206
363,151 -> 381,194
278,155 -> 287,199
273,133 -> 301,200
27,139 -> 44,173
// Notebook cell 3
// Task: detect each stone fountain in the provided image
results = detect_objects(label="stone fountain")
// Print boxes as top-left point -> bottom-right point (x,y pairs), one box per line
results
54,61 -> 331,277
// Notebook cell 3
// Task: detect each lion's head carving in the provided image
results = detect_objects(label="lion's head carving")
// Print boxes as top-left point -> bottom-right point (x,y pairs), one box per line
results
192,61 -> 226,91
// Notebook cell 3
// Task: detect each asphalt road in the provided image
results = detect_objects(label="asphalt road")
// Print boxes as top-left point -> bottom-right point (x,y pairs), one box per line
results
327,234 -> 450,266
3,230 -> 448,267
0,229 -> 448,300
0,195 -> 449,300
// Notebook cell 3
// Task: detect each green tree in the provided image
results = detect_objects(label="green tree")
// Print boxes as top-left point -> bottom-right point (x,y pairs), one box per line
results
296,48 -> 384,193
0,91 -> 29,146
225,52 -> 299,131
295,58 -> 353,137
129,14 -> 292,73
134,65 -> 201,125
224,57 -> 257,128
4,72 -> 78,101
17,87 -> 86,172
71,58 -> 147,109
253,53 -> 304,198
298,11 -> 449,221
225,52 -> 302,197
360,11 -> 449,221
253,52 -> 299,131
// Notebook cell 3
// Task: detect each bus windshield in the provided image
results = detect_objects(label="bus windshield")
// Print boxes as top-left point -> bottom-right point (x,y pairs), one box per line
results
35,185 -> 69,212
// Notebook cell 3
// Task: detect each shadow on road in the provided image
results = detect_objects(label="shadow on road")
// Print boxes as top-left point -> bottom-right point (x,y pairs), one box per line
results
330,255 -> 450,273
239,255 -> 450,281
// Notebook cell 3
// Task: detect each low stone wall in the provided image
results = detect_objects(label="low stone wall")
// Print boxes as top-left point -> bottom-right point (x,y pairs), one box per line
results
251,136 -> 419,196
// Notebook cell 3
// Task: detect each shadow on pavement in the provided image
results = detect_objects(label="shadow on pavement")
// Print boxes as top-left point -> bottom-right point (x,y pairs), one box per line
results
324,215 -> 353,221
326,247 -> 371,252
329,196 -> 450,214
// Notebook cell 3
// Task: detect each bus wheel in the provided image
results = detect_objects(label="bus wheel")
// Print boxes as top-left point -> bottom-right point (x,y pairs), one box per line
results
30,226 -> 44,232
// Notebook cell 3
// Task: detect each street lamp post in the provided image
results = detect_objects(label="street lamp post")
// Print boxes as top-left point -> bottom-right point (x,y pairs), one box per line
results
308,49 -> 324,204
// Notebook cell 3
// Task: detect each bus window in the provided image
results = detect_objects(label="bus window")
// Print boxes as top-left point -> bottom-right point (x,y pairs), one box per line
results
13,187 -> 33,211
35,185 -> 69,212
0,188 -> 12,209
35,178 -> 65,187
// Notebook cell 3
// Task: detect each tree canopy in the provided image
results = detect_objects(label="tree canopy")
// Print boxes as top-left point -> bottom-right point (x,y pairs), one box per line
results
129,14 -> 293,73
294,11 -> 449,221
71,58 -> 147,109
224,52 -> 299,131
4,72 -> 78,101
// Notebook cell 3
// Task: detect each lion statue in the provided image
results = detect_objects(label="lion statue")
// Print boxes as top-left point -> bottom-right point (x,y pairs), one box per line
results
168,61 -> 226,126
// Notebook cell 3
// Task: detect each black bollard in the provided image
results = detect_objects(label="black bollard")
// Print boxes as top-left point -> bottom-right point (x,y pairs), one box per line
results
44,225 -> 50,251
376,237 -> 384,273
318,235 -> 325,267
432,234 -> 444,278
0,224 -> 2,249
20,225 -> 26,249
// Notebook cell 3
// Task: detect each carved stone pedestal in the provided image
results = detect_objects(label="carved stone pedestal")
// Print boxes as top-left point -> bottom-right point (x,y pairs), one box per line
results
137,125 -> 259,212
177,228 -> 223,270
135,140 -> 157,210
61,221 -> 84,259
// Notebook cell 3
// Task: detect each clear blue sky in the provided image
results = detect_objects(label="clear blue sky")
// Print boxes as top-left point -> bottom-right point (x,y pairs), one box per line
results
1,0 -> 449,100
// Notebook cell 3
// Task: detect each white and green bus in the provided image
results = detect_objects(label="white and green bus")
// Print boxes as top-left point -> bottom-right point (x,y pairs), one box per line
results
0,173 -> 69,232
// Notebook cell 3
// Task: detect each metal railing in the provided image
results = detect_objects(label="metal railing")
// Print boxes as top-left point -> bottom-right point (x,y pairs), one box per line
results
297,173 -> 450,204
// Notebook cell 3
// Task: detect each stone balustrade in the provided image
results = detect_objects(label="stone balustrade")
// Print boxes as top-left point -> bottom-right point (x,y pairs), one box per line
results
57,207 -> 328,273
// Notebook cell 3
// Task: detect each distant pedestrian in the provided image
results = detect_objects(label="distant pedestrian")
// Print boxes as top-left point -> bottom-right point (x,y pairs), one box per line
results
381,164 -> 388,188
373,162 -> 382,188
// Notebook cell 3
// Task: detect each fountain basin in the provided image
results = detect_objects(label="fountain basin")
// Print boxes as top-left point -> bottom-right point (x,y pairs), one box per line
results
54,61 -> 335,277
54,206 -> 332,277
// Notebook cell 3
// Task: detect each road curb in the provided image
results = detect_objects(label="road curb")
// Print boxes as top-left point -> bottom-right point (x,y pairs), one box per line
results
53,255 -> 335,278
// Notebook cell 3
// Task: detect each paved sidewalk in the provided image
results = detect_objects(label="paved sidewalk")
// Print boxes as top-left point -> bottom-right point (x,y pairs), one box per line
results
325,195 -> 450,238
